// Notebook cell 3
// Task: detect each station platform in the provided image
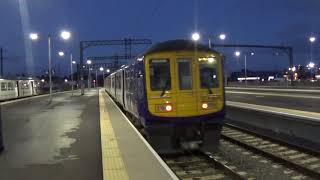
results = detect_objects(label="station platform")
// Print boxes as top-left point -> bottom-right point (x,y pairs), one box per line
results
0,89 -> 103,180
0,89 -> 177,180
226,100 -> 320,151
226,101 -> 320,122
226,87 -> 320,113
99,90 -> 177,180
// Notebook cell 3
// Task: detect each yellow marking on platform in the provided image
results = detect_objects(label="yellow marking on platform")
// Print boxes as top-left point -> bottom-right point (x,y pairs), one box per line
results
99,90 -> 129,180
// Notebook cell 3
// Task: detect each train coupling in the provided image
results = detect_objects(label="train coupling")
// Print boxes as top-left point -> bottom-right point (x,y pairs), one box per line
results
180,140 -> 202,150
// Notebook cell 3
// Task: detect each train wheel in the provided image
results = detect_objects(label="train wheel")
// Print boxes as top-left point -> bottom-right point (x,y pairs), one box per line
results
200,124 -> 222,153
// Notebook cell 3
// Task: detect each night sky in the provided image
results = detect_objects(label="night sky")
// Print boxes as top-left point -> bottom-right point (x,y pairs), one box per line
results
1,0 -> 319,76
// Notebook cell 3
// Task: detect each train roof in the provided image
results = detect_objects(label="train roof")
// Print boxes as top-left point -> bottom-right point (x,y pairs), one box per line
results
144,39 -> 218,55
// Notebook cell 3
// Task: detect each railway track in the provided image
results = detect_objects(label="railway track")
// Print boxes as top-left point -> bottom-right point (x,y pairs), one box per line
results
162,152 -> 248,180
221,123 -> 320,179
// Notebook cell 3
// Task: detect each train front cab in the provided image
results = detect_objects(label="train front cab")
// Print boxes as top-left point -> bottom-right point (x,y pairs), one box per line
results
144,51 -> 225,153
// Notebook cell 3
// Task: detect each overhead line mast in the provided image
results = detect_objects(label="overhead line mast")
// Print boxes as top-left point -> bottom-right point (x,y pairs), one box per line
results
79,38 -> 152,95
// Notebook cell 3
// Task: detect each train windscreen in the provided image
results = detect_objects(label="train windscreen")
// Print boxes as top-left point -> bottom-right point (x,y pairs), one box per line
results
199,62 -> 219,89
149,59 -> 171,91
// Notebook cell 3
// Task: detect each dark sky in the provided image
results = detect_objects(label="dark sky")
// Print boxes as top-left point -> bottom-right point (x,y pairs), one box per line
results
1,0 -> 320,76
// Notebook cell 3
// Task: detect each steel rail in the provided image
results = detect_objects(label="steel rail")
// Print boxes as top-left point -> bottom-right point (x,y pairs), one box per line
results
222,123 -> 320,179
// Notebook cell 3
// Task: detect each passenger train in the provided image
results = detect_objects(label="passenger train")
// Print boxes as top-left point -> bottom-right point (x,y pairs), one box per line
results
105,40 -> 225,153
0,79 -> 39,101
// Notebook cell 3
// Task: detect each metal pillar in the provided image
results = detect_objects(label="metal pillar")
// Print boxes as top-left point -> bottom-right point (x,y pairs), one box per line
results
244,54 -> 247,88
88,64 -> 91,89
48,36 -> 52,101
95,70 -> 98,88
70,54 -> 74,95
0,48 -> 3,78
80,42 -> 84,95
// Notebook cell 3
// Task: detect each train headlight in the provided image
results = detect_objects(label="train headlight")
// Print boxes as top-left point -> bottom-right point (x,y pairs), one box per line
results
165,104 -> 172,112
156,104 -> 173,112
202,103 -> 208,109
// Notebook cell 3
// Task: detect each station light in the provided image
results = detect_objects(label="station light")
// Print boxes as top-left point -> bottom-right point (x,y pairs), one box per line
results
99,67 -> 104,71
235,51 -> 241,57
64,79 -> 68,82
308,62 -> 315,68
29,33 -> 39,40
58,51 -> 64,57
309,36 -> 316,43
61,31 -> 71,40
250,52 -> 255,56
72,60 -> 76,64
219,33 -> 226,40
87,60 -> 92,64
106,69 -> 110,73
192,32 -> 200,41
41,79 -> 45,82
291,67 -> 296,72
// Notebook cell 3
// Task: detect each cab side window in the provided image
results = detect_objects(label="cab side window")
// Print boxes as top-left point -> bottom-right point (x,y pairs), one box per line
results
1,82 -> 7,91
8,82 -> 14,91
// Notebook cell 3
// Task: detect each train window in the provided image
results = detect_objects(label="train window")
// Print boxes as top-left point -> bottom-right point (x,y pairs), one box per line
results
178,59 -> 192,90
1,82 -> 7,91
200,62 -> 219,89
149,59 -> 171,91
8,82 -> 14,90
23,83 -> 29,89
116,74 -> 121,89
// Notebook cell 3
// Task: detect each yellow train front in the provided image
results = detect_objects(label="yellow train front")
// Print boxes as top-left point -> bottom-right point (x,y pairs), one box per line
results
105,40 -> 225,153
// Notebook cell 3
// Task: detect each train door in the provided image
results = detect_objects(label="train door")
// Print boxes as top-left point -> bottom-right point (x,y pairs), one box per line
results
123,68 -> 128,110
175,58 -> 198,116
31,81 -> 34,95
16,81 -> 19,97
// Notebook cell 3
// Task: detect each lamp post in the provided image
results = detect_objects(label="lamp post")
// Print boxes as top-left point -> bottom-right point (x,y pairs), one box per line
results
100,67 -> 104,87
48,36 -> 52,100
95,69 -> 98,88
30,30 -> 71,101
309,36 -> 316,61
87,60 -> 92,89
235,51 -> 254,87
70,54 -> 75,95
208,33 -> 226,48
59,51 -> 75,94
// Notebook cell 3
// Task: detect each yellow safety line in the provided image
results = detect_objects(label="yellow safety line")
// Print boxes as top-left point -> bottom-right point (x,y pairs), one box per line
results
99,90 -> 129,180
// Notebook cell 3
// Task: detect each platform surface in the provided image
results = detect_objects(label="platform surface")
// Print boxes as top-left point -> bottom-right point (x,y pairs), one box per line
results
99,90 -> 177,180
0,89 -> 177,180
0,90 -> 103,180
